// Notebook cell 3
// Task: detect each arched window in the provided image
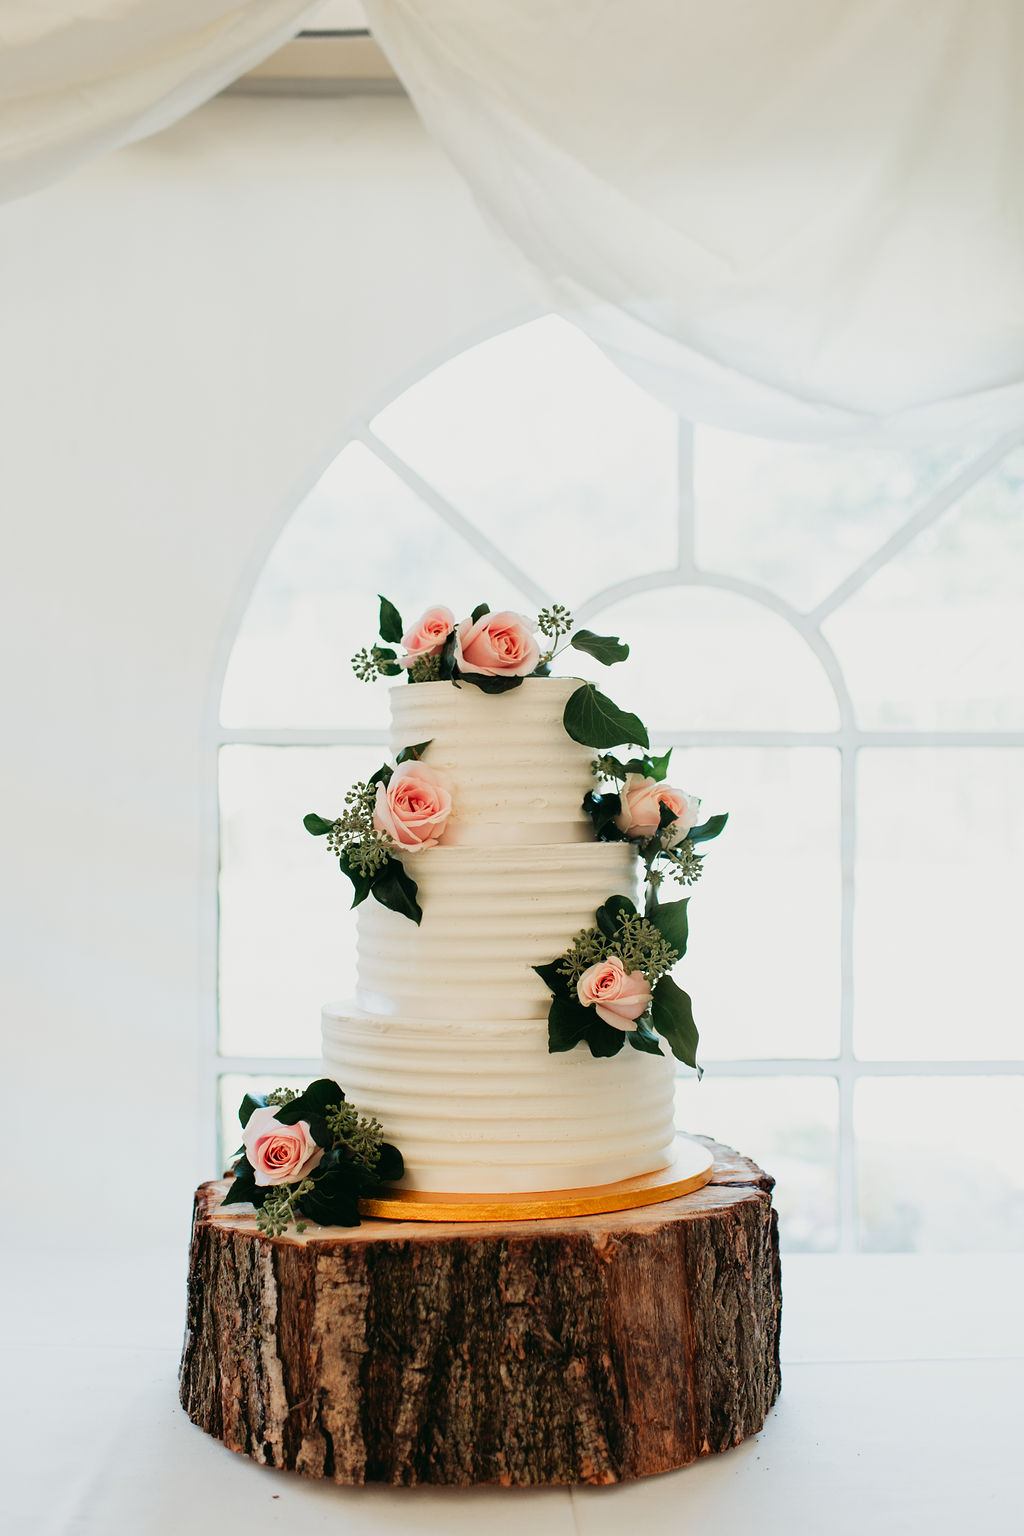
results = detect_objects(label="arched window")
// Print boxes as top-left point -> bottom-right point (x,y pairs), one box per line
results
214,316 -> 1024,1252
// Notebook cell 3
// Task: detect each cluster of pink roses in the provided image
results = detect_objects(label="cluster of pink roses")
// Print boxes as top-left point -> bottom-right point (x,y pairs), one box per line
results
614,774 -> 701,847
576,956 -> 651,1030
399,605 -> 540,678
372,760 -> 453,855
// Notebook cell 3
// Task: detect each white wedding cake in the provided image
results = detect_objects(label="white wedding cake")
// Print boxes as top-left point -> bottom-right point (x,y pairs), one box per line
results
322,677 -> 679,1195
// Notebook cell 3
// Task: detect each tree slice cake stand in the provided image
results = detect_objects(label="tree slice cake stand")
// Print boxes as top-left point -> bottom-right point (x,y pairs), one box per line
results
179,1135 -> 781,1487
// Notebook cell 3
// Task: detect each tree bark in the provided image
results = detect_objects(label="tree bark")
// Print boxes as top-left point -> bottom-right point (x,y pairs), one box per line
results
179,1136 -> 781,1486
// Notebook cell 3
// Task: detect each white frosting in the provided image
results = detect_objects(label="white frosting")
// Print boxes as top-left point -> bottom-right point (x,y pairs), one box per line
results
321,676 -> 679,1196
389,677 -> 596,844
356,842 -> 639,1019
323,1007 -> 678,1193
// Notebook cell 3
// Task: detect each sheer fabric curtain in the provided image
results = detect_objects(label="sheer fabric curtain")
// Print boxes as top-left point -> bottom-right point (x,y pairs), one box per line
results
0,0 -> 318,203
365,0 -> 1024,443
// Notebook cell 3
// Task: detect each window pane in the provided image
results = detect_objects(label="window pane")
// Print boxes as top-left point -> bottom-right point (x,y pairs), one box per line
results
695,427 -> 974,612
856,750 -> 1024,1061
663,747 -> 840,1059
219,745 -> 387,1056
218,1074 -> 310,1178
371,316 -> 679,604
675,1075 -> 838,1252
220,443 -> 539,729
823,446 -> 1024,729
577,588 -> 839,731
856,1077 -> 1024,1251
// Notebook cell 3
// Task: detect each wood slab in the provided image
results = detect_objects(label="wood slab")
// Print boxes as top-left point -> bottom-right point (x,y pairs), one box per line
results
179,1135 -> 781,1486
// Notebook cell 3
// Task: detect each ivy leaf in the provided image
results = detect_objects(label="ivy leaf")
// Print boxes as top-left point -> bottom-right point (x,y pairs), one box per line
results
378,595 -> 404,645
395,740 -> 432,764
651,974 -> 701,1073
582,790 -> 625,841
379,663 -> 402,677
547,995 -> 594,1053
438,628 -> 458,683
238,1094 -> 265,1129
456,671 -> 525,694
689,812 -> 729,846
367,763 -> 393,789
563,683 -> 650,751
273,1079 -> 345,1128
583,1019 -> 628,1058
595,893 -> 637,939
651,897 -> 689,958
470,602 -> 490,623
295,1163 -> 363,1227
338,851 -> 373,908
371,857 -> 423,924
628,1022 -> 665,1056
533,959 -> 572,999
569,629 -> 630,666
373,1142 -> 405,1184
646,749 -> 673,782
303,812 -> 334,837
222,1158 -> 266,1208
658,800 -> 678,831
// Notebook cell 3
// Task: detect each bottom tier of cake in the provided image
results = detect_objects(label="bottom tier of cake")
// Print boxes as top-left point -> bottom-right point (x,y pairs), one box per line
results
323,1004 -> 678,1195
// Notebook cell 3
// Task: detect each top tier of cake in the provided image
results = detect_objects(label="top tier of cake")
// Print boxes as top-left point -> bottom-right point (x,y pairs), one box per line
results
389,676 -> 596,845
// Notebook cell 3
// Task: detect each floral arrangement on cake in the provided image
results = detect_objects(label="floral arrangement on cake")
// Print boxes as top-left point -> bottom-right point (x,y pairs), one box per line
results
222,1078 -> 403,1234
303,742 -> 449,923
585,747 -> 728,893
352,594 -> 646,750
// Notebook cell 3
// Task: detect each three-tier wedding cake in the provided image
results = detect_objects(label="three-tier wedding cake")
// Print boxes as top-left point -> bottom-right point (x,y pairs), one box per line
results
322,676 -> 679,1194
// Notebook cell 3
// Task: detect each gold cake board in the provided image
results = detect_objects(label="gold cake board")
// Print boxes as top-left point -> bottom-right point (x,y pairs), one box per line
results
358,1134 -> 714,1223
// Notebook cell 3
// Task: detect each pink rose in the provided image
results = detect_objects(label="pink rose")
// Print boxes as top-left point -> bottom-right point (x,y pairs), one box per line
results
614,774 -> 701,848
242,1105 -> 324,1188
398,605 -> 455,669
576,956 -> 652,1029
373,760 -> 453,853
454,610 -> 540,677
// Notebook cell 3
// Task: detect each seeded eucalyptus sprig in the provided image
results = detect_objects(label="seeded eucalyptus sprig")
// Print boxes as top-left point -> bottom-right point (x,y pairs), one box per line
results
257,1179 -> 315,1237
557,912 -> 679,993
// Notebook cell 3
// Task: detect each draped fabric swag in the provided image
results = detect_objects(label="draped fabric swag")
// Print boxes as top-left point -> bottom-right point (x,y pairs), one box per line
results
363,0 -> 1024,443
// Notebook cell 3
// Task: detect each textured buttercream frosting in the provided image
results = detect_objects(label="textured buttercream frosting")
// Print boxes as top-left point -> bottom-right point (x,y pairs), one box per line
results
322,676 -> 678,1195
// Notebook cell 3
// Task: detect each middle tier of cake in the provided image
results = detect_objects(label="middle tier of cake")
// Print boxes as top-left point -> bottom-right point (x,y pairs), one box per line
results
355,841 -> 639,1020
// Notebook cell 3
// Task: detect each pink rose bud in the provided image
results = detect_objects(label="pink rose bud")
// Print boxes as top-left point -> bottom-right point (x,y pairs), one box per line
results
613,774 -> 701,848
242,1105 -> 325,1188
398,606 -> 456,669
454,610 -> 540,677
373,760 -> 453,853
576,956 -> 652,1029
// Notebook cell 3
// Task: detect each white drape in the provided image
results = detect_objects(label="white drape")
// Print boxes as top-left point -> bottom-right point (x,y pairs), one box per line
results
0,1 -> 318,204
364,0 -> 1024,443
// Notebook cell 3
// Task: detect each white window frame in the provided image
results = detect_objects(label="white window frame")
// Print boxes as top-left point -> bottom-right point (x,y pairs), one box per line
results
207,350 -> 1024,1251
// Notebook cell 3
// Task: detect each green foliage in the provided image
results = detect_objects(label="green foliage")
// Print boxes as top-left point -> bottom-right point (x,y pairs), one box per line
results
303,813 -> 334,836
377,594 -> 404,645
325,1101 -> 385,1172
650,897 -> 689,958
409,655 -> 442,683
582,789 -> 625,841
395,740 -> 432,764
351,644 -> 402,682
563,683 -> 650,751
257,1179 -> 314,1236
569,629 -> 629,666
689,812 -> 729,845
470,602 -> 490,623
651,975 -> 701,1073
264,1086 -> 300,1108
371,857 -> 422,924
657,838 -> 705,887
536,603 -> 573,641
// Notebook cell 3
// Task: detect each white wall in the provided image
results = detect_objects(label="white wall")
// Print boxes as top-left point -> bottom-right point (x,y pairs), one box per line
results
0,93 -> 535,1246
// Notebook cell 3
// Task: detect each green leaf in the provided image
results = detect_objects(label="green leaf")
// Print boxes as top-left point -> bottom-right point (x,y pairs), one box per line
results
470,602 -> 490,623
583,1019 -> 627,1058
221,1158 -> 266,1208
651,897 -> 689,958
533,959 -> 572,998
595,893 -> 637,939
273,1078 -> 345,1127
646,748 -> 673,782
658,800 -> 678,831
371,857 -> 422,924
395,740 -> 432,764
689,812 -> 729,846
582,790 -> 625,841
456,671 -> 525,694
628,1023 -> 665,1056
379,663 -> 402,677
547,995 -> 594,1053
338,851 -> 373,908
378,595 -> 404,645
569,629 -> 630,666
303,812 -> 334,837
438,628 -> 458,682
563,683 -> 650,751
295,1163 -> 363,1227
238,1094 -> 264,1129
651,975 -> 700,1072
373,1142 -> 405,1184
367,762 -> 393,789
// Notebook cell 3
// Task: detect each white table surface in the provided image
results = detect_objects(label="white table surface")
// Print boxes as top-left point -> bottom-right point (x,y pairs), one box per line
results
6,1244 -> 1022,1536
